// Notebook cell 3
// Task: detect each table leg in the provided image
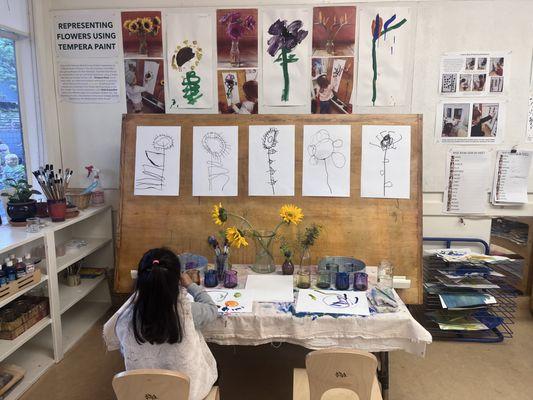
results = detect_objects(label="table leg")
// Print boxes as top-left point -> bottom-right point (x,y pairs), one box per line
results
376,351 -> 389,400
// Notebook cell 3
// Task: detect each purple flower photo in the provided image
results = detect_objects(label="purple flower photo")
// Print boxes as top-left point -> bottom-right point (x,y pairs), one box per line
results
218,10 -> 257,67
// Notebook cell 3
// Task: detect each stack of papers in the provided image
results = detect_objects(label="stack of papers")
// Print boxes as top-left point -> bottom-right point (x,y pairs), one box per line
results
491,150 -> 532,205
426,310 -> 489,331
438,293 -> 497,309
436,274 -> 499,289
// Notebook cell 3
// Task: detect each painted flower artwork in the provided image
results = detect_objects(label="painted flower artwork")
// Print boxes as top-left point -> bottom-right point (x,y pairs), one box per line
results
267,19 -> 308,102
171,40 -> 203,106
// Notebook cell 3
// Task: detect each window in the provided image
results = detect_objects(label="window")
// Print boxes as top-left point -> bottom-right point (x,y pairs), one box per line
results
0,37 -> 27,189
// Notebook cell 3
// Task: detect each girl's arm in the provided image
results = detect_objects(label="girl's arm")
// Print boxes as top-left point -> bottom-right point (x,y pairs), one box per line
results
185,281 -> 218,329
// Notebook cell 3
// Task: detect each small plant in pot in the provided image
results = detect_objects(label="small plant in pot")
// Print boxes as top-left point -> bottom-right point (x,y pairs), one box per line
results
1,179 -> 41,223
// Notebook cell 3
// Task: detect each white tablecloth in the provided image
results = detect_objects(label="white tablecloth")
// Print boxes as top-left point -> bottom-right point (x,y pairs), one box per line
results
201,266 -> 432,356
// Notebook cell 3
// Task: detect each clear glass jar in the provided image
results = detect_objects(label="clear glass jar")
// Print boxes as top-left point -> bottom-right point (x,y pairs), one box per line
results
378,260 -> 394,288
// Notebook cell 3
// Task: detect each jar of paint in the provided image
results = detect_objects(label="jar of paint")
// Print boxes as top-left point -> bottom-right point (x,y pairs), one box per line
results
15,257 -> 26,279
316,270 -> 331,289
296,270 -> 311,289
0,270 -> 7,286
24,254 -> 35,274
335,272 -> 350,290
354,272 -> 368,291
204,269 -> 219,288
223,270 -> 238,288
4,261 -> 16,282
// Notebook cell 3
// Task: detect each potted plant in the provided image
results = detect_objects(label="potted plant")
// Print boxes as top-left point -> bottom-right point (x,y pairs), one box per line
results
1,179 -> 41,222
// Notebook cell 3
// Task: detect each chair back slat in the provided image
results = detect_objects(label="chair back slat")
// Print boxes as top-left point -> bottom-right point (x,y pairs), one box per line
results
112,369 -> 190,400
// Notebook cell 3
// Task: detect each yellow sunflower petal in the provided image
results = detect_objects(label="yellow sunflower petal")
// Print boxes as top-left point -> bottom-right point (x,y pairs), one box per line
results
211,203 -> 226,226
279,204 -> 303,225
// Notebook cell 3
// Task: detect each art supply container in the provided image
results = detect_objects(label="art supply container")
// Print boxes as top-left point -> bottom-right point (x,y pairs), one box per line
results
66,274 -> 81,287
216,254 -> 229,281
223,270 -> 238,288
36,201 -> 49,218
203,269 -> 218,288
47,199 -> 67,222
354,272 -> 368,291
0,271 -> 7,286
335,272 -> 350,290
378,260 -> 394,288
15,258 -> 27,279
296,270 -> 311,289
316,270 -> 331,289
186,269 -> 201,285
4,261 -> 16,282
26,217 -> 40,233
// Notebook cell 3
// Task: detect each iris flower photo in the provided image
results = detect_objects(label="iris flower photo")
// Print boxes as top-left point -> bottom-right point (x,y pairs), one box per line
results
267,19 -> 308,102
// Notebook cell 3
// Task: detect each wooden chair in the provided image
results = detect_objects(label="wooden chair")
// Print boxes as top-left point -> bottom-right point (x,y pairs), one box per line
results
112,369 -> 219,400
293,349 -> 383,400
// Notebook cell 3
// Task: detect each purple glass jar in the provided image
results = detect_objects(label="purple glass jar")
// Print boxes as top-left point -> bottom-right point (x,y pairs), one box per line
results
223,270 -> 238,288
354,272 -> 368,291
335,272 -> 350,290
204,269 -> 219,288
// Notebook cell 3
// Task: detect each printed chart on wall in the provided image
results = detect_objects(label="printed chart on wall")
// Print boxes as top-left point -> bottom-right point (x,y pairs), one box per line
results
436,101 -> 505,144
491,150 -> 532,205
217,9 -> 259,114
192,126 -> 238,196
134,126 -> 181,196
302,125 -> 351,197
311,6 -> 356,115
439,52 -> 509,95
360,125 -> 411,199
356,7 -> 411,107
166,13 -> 214,111
262,8 -> 311,106
248,125 -> 295,196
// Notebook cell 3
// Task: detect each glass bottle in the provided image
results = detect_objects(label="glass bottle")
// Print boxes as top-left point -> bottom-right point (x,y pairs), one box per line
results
230,40 -> 241,67
316,270 -> 331,289
354,272 -> 368,291
378,260 -> 394,288
282,258 -> 294,275
223,270 -> 238,288
296,270 -> 311,289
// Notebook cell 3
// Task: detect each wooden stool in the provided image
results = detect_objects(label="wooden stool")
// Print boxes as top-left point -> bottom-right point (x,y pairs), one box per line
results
293,349 -> 382,400
112,369 -> 219,400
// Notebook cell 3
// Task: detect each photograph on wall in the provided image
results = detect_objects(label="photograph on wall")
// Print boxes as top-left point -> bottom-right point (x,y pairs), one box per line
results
124,59 -> 165,113
356,7 -> 411,107
436,101 -> 505,144
121,11 -> 162,59
262,8 -> 311,106
166,13 -> 214,111
217,69 -> 258,114
312,6 -> 356,57
311,57 -> 353,114
217,9 -> 258,68
439,52 -> 508,95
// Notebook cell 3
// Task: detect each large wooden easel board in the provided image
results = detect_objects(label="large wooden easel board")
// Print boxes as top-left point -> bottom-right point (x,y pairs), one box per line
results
116,114 -> 423,303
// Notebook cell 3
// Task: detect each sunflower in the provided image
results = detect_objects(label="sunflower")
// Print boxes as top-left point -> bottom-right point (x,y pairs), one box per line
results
279,204 -> 303,225
212,203 -> 227,226
128,20 -> 139,33
226,227 -> 248,248
153,16 -> 161,26
123,20 -> 131,30
152,25 -> 160,36
141,17 -> 154,32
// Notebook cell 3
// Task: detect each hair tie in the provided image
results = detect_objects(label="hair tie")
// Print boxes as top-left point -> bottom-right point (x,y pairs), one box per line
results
152,260 -> 160,265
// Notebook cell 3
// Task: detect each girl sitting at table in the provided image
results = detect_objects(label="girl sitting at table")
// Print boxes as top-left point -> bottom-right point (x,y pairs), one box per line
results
103,248 -> 218,400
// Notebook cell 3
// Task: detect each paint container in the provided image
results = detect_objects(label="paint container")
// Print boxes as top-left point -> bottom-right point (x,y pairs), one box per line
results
204,269 -> 219,288
335,272 -> 350,290
15,257 -> 27,279
186,269 -> 201,286
223,270 -> 238,288
47,199 -> 67,222
296,270 -> 311,289
316,270 -> 331,289
4,261 -> 16,282
0,270 -> 7,286
354,272 -> 368,291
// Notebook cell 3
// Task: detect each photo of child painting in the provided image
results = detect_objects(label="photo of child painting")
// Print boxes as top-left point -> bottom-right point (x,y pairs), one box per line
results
217,69 -> 258,114
124,59 -> 165,114
311,57 -> 353,114
441,103 -> 470,137
470,103 -> 498,137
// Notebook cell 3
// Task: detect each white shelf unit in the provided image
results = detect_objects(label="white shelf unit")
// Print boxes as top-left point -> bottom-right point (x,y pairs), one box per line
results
0,206 -> 113,399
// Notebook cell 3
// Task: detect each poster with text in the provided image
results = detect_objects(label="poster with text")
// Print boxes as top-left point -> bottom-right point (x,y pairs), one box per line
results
356,7 -> 411,107
121,11 -> 162,59
249,125 -> 295,196
217,69 -> 259,114
134,126 -> 181,196
312,6 -> 356,57
302,125 -> 351,197
360,125 -> 411,199
262,8 -> 311,106
217,9 -> 258,68
124,59 -> 165,113
54,10 -> 121,58
192,126 -> 238,196
311,57 -> 354,114
166,13 -> 214,110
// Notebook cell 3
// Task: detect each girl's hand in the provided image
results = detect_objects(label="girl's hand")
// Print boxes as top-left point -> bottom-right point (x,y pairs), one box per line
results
180,272 -> 193,287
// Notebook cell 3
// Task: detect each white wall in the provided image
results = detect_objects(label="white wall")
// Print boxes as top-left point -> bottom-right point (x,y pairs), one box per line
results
0,0 -> 29,35
33,0 -> 533,245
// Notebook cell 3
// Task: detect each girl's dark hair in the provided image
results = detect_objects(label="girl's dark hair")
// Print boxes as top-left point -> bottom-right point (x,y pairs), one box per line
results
316,75 -> 330,90
243,80 -> 259,113
132,248 -> 183,345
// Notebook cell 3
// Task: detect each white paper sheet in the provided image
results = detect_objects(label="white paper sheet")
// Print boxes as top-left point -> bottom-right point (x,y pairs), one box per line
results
443,148 -> 491,214
248,125 -> 295,196
262,8 -> 311,106
206,289 -> 253,314
491,150 -> 532,204
361,125 -> 411,199
221,71 -> 240,106
166,13 -> 214,110
527,93 -> 533,143
295,289 -> 370,316
192,126 -> 238,196
143,60 -> 160,95
330,58 -> 346,92
302,125 -> 351,197
134,126 -> 181,196
356,7 -> 411,106
245,275 -> 294,303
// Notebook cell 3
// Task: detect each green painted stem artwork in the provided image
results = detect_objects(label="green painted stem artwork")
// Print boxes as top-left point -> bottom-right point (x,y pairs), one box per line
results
371,14 -> 407,106
182,70 -> 203,105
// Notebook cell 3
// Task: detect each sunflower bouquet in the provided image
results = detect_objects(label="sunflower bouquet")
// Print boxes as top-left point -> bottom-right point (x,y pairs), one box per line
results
123,16 -> 161,55
211,203 -> 303,273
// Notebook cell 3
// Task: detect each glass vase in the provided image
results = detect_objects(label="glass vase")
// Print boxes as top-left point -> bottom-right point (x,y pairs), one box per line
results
138,33 -> 148,55
325,39 -> 335,55
251,231 -> 276,274
230,40 -> 240,67
281,258 -> 294,275
215,254 -> 229,281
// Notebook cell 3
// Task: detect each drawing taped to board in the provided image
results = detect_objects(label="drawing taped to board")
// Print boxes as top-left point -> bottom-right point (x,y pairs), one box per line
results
134,126 -> 181,196
295,289 -> 370,316
302,125 -> 351,197
356,7 -> 410,107
207,289 -> 253,314
166,13 -> 214,111
361,125 -> 411,199
249,125 -> 295,196
193,126 -> 238,196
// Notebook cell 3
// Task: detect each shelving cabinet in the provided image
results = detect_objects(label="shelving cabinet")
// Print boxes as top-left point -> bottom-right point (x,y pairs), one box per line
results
0,206 -> 113,399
